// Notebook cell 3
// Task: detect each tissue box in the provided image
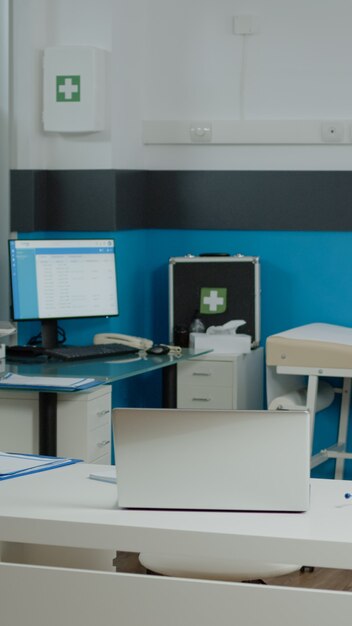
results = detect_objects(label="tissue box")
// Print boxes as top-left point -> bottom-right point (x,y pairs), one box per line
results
190,332 -> 251,354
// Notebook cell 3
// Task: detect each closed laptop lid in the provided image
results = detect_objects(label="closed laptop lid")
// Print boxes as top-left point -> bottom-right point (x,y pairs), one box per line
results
113,408 -> 310,512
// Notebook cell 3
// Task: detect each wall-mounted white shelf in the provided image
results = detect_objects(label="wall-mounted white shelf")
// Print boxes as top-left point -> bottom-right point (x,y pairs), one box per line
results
143,119 -> 352,145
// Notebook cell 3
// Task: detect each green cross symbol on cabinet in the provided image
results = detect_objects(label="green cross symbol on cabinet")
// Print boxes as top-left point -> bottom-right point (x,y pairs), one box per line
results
200,288 -> 227,314
56,75 -> 81,102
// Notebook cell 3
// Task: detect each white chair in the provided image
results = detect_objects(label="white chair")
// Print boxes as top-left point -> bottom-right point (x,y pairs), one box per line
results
139,553 -> 299,582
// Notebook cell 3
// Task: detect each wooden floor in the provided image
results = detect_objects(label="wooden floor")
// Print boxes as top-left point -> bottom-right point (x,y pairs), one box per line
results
114,552 -> 352,591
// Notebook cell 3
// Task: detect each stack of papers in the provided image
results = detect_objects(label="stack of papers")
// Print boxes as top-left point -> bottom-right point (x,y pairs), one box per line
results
0,451 -> 82,481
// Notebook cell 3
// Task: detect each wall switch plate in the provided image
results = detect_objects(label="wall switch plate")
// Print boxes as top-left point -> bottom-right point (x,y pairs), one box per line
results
321,121 -> 344,143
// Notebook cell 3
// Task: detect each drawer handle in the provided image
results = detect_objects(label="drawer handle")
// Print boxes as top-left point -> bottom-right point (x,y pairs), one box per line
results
97,409 -> 110,417
192,397 -> 211,402
97,439 -> 110,448
192,372 -> 211,377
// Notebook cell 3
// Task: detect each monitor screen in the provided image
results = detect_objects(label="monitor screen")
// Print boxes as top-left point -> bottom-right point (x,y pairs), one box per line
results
9,239 -> 119,322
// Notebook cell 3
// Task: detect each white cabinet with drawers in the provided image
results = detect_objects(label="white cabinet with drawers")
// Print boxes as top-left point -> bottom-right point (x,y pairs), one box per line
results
56,386 -> 112,463
0,385 -> 112,463
0,386 -> 114,570
177,349 -> 263,410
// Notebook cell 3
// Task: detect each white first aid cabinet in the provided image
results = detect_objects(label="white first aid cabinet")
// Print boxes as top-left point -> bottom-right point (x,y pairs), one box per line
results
43,46 -> 107,132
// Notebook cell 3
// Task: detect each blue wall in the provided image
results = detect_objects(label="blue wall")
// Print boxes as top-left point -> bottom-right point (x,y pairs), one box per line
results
19,229 -> 352,479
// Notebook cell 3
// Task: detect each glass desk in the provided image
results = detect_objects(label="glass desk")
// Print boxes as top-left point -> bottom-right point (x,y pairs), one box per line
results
1,348 -> 211,456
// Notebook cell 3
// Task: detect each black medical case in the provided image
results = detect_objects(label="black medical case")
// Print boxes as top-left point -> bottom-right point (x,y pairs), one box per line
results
169,254 -> 261,348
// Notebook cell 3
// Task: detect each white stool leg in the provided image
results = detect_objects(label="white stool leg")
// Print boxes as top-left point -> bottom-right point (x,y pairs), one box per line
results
335,377 -> 351,480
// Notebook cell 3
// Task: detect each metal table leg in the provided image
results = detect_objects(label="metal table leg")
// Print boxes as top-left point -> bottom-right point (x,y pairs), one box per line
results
39,392 -> 57,456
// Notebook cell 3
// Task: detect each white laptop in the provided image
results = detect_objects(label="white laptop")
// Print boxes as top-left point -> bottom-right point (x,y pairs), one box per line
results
112,408 -> 310,512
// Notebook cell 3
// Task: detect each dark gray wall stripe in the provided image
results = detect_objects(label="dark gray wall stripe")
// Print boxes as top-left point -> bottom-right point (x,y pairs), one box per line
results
146,171 -> 352,230
11,170 -> 47,231
11,170 -> 146,232
11,169 -> 352,232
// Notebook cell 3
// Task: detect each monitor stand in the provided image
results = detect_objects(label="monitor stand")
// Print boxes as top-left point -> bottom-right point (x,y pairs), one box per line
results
41,319 -> 58,349
39,319 -> 59,456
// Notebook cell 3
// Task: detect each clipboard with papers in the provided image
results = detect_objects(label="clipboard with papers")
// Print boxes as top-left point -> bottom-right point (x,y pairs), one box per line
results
0,451 -> 83,481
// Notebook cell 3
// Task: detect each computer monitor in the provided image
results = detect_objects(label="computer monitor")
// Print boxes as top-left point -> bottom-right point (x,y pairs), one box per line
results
9,239 -> 119,347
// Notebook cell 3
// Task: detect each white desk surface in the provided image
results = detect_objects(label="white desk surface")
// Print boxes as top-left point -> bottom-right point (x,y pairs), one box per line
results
1,463 -> 352,570
2,463 -> 352,626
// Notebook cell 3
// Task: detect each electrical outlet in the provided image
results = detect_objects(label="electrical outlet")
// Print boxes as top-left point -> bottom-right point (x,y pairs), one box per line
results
190,123 -> 212,143
233,15 -> 259,35
321,122 -> 344,143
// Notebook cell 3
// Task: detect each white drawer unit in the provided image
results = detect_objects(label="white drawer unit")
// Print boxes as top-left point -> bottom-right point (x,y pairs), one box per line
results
56,386 -> 112,463
177,349 -> 263,410
0,385 -> 112,463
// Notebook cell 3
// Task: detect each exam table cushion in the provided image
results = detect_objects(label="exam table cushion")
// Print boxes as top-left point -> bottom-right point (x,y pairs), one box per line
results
266,323 -> 352,369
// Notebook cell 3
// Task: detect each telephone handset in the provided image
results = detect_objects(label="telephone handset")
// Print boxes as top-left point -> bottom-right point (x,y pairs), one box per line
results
93,333 -> 153,351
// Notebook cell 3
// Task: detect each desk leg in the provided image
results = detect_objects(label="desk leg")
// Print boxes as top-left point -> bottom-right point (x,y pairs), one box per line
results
39,392 -> 57,456
162,364 -> 177,408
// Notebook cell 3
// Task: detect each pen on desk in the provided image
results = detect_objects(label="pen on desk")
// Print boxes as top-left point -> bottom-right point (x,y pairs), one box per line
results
344,492 -> 352,499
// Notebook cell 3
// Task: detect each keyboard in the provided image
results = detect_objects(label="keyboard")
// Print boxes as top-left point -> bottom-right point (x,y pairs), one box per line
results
44,343 -> 139,361
6,343 -> 139,362
6,345 -> 47,360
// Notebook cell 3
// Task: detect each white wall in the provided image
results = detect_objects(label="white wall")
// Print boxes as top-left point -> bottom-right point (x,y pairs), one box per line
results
142,0 -> 352,170
11,0 -> 114,170
10,0 -> 352,171
111,0 -> 146,169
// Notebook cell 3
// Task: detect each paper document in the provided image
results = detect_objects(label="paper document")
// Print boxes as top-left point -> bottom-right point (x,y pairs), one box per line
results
89,467 -> 116,484
0,451 -> 82,480
0,373 -> 100,391
0,452 -> 66,475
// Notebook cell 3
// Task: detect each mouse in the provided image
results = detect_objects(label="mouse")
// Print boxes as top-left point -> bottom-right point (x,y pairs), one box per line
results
146,345 -> 170,355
